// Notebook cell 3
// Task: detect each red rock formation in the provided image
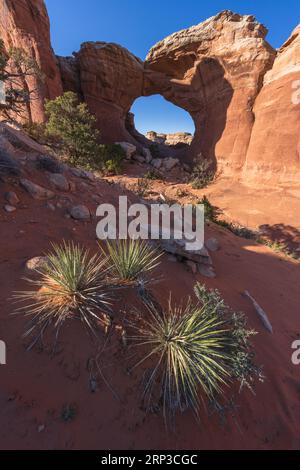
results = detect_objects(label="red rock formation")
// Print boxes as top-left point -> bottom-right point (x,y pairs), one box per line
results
63,42 -> 144,143
146,131 -> 193,146
1,1 -> 300,186
0,0 -> 62,122
144,11 -> 276,173
244,24 -> 300,186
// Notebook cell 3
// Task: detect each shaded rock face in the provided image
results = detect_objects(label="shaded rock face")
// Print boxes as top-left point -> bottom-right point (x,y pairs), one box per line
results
244,24 -> 300,186
144,11 -> 276,173
0,0 -> 63,122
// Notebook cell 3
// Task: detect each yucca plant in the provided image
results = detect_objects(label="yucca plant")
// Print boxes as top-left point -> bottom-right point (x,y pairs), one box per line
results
101,239 -> 162,286
128,284 -> 261,423
14,241 -> 113,347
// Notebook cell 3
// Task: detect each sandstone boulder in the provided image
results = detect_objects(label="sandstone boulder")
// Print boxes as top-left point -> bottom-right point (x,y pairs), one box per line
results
20,179 -> 55,200
48,173 -> 69,192
69,204 -> 90,220
116,142 -> 137,159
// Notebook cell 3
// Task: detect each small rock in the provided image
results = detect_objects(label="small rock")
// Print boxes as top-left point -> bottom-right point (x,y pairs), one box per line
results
25,256 -> 48,271
69,205 -> 90,220
182,163 -> 191,173
48,173 -> 69,192
198,264 -> 216,278
5,191 -> 20,206
70,167 -> 84,178
185,260 -> 198,274
151,158 -> 162,169
115,142 -> 136,159
45,201 -> 55,211
38,424 -> 45,433
133,155 -> 145,164
168,255 -> 178,262
4,204 -> 16,213
205,237 -> 220,252
0,149 -> 21,176
163,157 -> 179,171
142,148 -> 152,163
37,155 -> 62,173
20,179 -> 55,200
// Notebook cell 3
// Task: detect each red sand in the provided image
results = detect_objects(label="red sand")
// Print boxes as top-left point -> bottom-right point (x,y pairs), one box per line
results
1,159 -> 300,450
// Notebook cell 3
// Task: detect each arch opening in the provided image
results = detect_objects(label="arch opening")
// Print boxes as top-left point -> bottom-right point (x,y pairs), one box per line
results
128,95 -> 195,158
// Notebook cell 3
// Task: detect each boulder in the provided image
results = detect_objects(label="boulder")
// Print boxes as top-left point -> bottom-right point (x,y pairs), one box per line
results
48,173 -> 69,192
37,155 -> 62,173
0,149 -> 21,176
116,142 -> 137,159
20,179 -> 55,200
142,148 -> 152,163
151,158 -> 162,169
5,191 -> 20,206
205,237 -> 220,252
69,205 -> 90,220
133,155 -> 145,164
3,204 -> 16,213
163,157 -> 179,171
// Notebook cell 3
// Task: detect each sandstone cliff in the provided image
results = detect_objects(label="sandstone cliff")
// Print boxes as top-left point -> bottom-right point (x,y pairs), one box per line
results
0,0 -> 62,122
244,24 -> 300,185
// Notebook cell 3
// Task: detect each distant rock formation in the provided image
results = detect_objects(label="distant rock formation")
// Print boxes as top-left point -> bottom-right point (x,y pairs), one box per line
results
1,1 -> 300,185
146,131 -> 193,146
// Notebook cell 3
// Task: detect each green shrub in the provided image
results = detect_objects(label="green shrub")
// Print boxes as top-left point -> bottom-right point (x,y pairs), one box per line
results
129,283 -> 262,422
143,169 -> 161,180
101,143 -> 125,175
101,239 -> 162,286
14,241 -> 113,345
44,92 -> 104,170
198,196 -> 219,222
190,158 -> 214,189
134,177 -> 150,197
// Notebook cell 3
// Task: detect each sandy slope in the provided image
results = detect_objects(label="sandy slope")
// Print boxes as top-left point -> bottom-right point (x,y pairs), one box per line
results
0,152 -> 300,450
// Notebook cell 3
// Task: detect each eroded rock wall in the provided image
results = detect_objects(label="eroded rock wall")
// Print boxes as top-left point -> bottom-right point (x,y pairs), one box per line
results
0,0 -> 63,122
243,25 -> 300,186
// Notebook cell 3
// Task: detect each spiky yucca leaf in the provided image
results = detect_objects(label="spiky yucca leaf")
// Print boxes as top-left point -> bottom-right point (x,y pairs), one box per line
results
14,241 -> 113,344
128,297 -> 234,421
101,239 -> 162,284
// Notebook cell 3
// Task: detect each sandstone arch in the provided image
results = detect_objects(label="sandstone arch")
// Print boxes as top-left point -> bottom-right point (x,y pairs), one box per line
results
2,1 -> 300,186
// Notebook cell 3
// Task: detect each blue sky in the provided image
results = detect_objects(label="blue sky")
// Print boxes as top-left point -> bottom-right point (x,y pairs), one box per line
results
45,0 -> 299,134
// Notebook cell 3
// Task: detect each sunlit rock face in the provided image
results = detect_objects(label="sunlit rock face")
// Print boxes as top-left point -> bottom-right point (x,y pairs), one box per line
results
244,24 -> 300,186
0,0 -> 63,122
59,42 -> 144,144
144,11 -> 276,174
